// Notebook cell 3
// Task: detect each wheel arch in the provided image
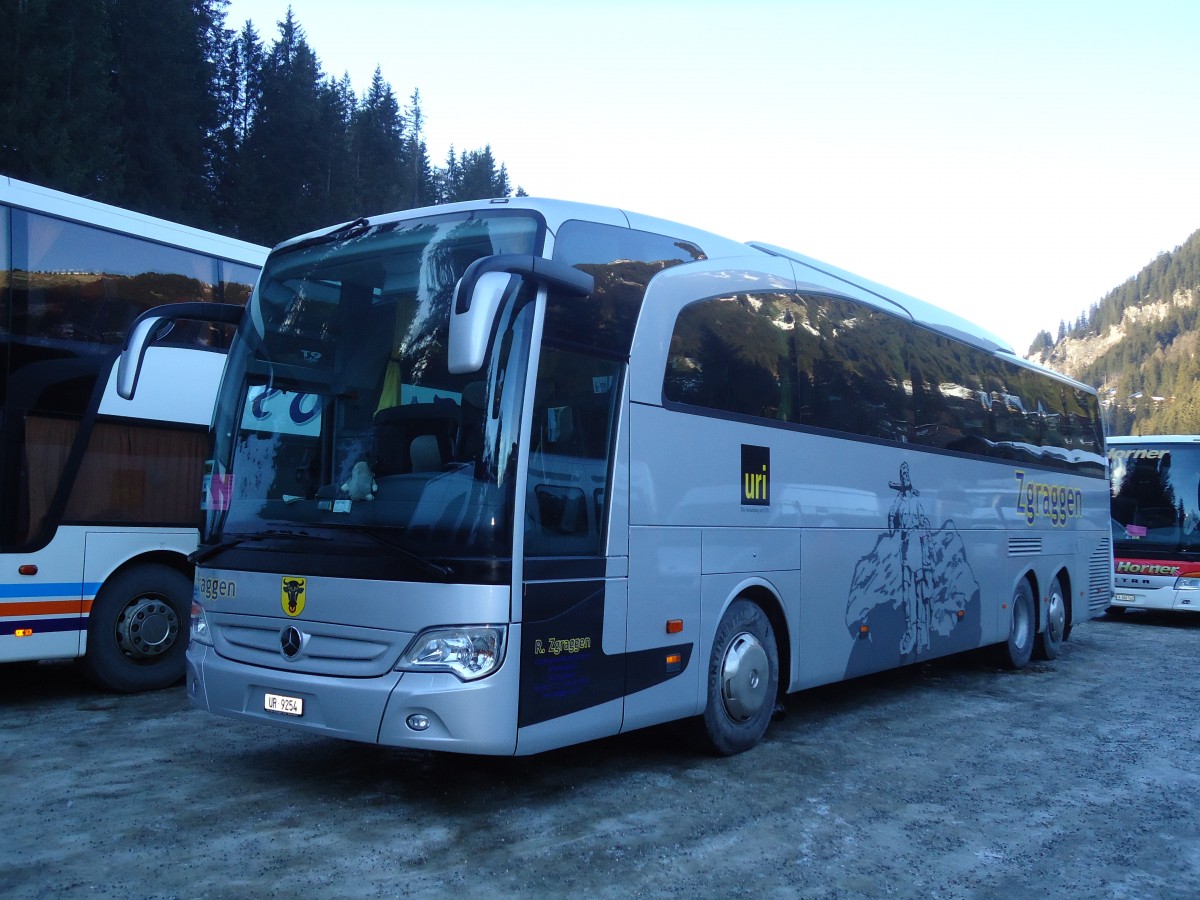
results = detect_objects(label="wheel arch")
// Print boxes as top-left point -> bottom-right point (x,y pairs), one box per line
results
98,549 -> 194,591
1053,566 -> 1074,627
1028,565 -> 1073,636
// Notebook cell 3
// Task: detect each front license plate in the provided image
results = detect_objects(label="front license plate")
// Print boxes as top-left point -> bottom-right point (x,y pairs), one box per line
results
264,692 -> 303,716
1113,593 -> 1137,603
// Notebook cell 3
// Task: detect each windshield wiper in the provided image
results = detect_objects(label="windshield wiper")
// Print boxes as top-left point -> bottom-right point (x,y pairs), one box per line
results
277,216 -> 371,257
339,525 -> 452,580
190,529 -> 332,565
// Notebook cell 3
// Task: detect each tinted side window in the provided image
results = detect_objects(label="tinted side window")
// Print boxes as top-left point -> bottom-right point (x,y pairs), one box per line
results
549,220 -> 705,356
664,292 -> 907,440
7,210 -> 227,416
663,292 -> 786,422
0,203 -> 9,398
665,290 -> 1103,474
525,346 -> 621,556
11,210 -> 220,351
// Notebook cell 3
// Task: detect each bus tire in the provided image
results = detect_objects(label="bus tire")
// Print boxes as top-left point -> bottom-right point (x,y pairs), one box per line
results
77,563 -> 191,693
700,599 -> 779,756
992,579 -> 1035,670
1034,576 -> 1067,661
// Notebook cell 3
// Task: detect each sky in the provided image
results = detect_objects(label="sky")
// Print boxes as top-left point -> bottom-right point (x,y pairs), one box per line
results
223,0 -> 1200,353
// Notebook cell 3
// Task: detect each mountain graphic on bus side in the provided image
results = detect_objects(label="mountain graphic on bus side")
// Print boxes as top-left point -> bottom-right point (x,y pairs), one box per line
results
844,465 -> 982,677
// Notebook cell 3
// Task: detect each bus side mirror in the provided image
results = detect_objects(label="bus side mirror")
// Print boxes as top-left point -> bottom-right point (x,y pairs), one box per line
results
117,314 -> 170,400
117,302 -> 246,400
449,255 -> 593,375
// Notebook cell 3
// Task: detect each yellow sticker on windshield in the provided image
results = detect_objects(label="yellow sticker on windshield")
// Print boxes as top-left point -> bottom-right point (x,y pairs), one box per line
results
281,577 -> 307,617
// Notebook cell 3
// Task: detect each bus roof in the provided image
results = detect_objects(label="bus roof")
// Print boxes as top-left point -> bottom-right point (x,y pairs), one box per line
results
0,175 -> 268,266
268,195 -> 1104,393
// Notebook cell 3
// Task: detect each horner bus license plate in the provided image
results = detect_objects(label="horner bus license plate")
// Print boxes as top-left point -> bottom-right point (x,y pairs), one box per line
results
264,692 -> 303,716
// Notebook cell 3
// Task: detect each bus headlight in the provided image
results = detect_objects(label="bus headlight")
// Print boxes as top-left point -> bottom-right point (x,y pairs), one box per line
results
396,626 -> 506,681
1176,576 -> 1200,591
190,602 -> 213,646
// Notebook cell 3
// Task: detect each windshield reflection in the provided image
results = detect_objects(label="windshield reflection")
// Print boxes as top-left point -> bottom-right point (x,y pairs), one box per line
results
203,211 -> 541,568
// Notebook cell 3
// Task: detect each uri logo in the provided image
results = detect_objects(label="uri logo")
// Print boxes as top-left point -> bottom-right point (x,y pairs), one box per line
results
843,463 -> 981,677
281,576 -> 307,617
741,444 -> 770,506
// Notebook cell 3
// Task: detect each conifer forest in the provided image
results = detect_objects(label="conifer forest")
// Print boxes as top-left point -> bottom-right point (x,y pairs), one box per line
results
1027,228 -> 1200,436
1,0 -> 519,247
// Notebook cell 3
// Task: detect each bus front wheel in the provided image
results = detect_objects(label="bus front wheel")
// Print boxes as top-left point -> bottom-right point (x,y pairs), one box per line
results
77,564 -> 191,692
992,579 -> 1035,670
700,599 -> 779,756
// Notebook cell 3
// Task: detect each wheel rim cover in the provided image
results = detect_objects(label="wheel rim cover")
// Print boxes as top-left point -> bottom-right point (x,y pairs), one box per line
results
1013,596 -> 1032,646
116,596 -> 180,659
720,631 -> 769,722
1047,589 -> 1065,642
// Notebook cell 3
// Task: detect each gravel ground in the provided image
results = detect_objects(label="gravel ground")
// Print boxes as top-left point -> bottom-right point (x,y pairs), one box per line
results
4,611 -> 1199,899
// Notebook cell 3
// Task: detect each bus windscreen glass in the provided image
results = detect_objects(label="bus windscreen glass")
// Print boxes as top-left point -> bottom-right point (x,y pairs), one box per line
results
204,212 -> 542,575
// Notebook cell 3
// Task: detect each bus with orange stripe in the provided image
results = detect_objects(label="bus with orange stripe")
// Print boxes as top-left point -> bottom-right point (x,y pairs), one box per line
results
0,176 -> 266,690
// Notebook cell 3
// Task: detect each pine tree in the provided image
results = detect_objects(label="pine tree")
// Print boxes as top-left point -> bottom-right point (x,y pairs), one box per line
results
1027,330 -> 1053,357
103,0 -> 224,224
403,90 -> 436,208
0,0 -> 121,197
211,19 -> 265,233
350,68 -> 404,216
445,145 -> 511,202
236,9 -> 343,243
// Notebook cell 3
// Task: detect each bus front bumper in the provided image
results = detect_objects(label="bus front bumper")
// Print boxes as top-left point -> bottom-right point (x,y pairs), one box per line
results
1109,586 -> 1200,613
186,641 -> 520,755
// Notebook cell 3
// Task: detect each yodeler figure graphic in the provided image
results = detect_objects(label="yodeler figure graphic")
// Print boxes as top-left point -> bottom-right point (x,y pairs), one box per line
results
888,462 -> 932,655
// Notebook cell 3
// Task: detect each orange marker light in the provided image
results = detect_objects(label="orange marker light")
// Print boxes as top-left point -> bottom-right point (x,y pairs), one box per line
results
16,628 -> 33,637
665,652 -> 682,674
859,625 -> 869,638
18,564 -> 37,576
666,619 -> 683,634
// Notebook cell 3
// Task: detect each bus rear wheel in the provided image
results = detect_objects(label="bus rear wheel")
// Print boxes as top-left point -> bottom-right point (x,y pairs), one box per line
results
992,579 -> 1035,670
1034,576 -> 1067,661
700,599 -> 779,756
77,564 -> 191,692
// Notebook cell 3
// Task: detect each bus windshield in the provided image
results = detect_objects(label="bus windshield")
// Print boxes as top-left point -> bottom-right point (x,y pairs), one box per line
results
204,211 -> 543,575
1110,441 -> 1200,555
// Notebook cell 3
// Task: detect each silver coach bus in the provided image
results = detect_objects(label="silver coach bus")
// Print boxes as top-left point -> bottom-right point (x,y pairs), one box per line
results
120,199 -> 1111,755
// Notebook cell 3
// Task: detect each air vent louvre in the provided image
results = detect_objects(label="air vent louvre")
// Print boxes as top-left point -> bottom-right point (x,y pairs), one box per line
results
1088,538 -> 1114,614
1008,537 -> 1042,557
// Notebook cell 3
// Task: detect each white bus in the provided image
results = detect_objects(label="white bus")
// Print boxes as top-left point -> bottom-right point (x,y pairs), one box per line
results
122,199 -> 1111,754
0,176 -> 267,691
1108,435 -> 1200,614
